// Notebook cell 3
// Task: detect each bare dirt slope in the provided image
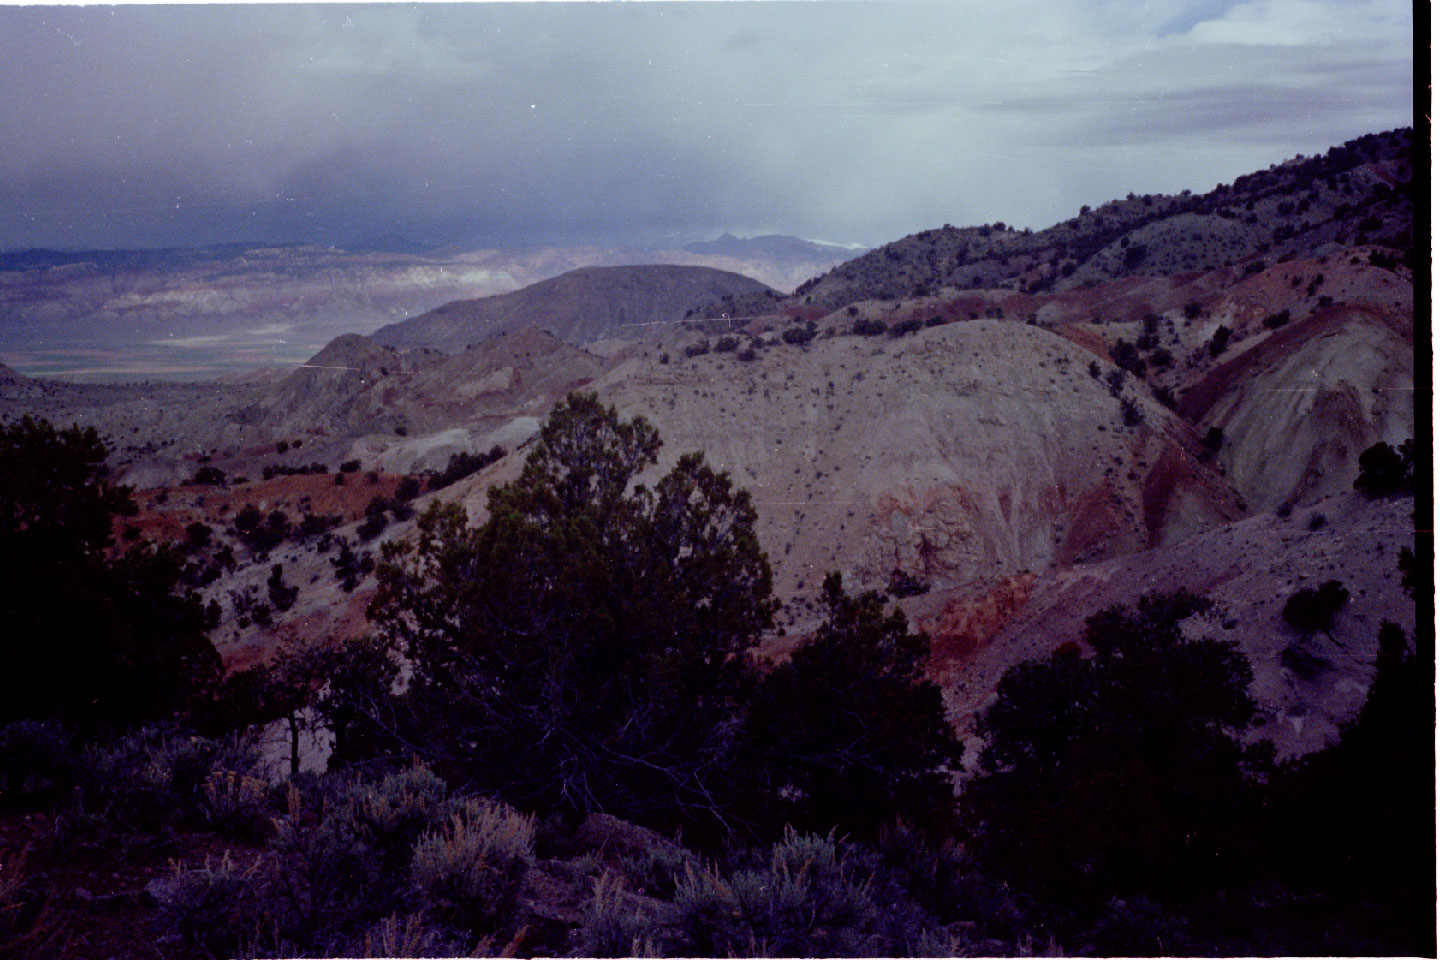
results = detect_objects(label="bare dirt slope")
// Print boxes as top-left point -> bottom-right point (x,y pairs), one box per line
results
1180,306 -> 1412,512
578,320 -> 1243,613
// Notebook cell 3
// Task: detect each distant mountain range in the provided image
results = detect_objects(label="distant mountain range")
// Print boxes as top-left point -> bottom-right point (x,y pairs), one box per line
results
683,233 -> 865,260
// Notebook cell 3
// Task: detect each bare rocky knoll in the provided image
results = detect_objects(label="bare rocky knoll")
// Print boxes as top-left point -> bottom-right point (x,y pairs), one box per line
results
370,265 -> 778,352
694,127 -> 1414,320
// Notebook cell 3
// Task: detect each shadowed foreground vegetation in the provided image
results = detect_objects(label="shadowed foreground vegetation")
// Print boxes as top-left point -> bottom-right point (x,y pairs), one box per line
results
0,403 -> 1431,957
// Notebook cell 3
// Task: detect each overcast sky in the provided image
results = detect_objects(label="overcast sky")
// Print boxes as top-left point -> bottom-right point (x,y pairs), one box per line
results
0,0 -> 1414,251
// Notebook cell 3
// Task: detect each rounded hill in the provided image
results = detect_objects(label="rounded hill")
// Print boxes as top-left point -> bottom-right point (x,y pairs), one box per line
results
370,264 -> 778,352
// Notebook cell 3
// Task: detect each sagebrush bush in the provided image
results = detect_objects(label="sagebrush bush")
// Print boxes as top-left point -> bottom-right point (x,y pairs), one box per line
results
578,870 -> 662,958
1081,896 -> 1197,956
199,768 -> 273,841
153,853 -> 271,958
410,797 -> 535,931
191,769 -> 454,955
345,765 -> 452,871
619,842 -> 699,899
874,822 -> 1020,933
0,849 -> 65,958
271,779 -> 397,941
358,912 -> 470,958
77,726 -> 262,834
671,829 -> 946,957
77,732 -> 181,830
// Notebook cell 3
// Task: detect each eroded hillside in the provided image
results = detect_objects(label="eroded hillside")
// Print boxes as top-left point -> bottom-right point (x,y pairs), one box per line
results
589,320 -> 1243,606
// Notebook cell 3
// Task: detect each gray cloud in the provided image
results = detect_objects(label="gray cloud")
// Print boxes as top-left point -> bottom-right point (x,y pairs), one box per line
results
0,2 -> 1413,250
996,40 -> 1412,147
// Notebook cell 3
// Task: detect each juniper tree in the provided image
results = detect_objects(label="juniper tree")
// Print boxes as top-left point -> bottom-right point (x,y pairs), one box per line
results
0,416 -> 219,731
736,573 -> 962,840
364,393 -> 777,836
964,592 -> 1269,907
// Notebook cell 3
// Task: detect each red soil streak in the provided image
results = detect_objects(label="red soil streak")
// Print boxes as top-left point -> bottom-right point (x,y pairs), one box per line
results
113,472 -> 410,548
1141,447 -> 1190,548
922,572 -> 1036,666
1178,304 -> 1391,422
1057,481 -> 1127,566
1051,324 -> 1112,360
224,587 -> 375,673
873,484 -> 982,520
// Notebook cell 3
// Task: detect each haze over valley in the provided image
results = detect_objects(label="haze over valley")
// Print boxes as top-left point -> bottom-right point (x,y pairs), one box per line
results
0,235 -> 855,380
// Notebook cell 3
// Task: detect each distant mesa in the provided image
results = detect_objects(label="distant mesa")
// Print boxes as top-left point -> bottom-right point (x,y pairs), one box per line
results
370,264 -> 777,352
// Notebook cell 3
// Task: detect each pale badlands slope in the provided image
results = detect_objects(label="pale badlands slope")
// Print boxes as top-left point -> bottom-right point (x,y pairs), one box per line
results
587,320 -> 1241,609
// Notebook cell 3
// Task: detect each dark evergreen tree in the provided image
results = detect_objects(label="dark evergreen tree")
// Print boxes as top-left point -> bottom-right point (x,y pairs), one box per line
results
363,393 -> 777,837
0,417 -> 220,731
1281,579 -> 1349,636
736,573 -> 962,840
267,563 -> 300,612
964,592 -> 1269,909
1264,547 -> 1435,956
1354,438 -> 1415,496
